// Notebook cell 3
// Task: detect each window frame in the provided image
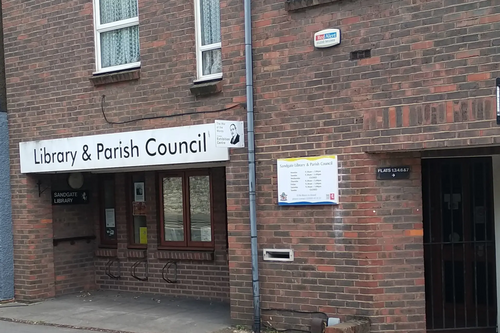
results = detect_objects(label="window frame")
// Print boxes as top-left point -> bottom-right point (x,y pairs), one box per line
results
194,0 -> 222,82
158,169 -> 215,250
92,0 -> 141,74
99,174 -> 117,248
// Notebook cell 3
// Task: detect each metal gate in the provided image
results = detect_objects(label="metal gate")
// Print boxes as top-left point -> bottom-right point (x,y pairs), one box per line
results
423,157 -> 497,332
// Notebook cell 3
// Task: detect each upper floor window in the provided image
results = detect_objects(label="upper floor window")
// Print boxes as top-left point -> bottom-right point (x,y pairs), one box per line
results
194,0 -> 222,81
93,0 -> 140,73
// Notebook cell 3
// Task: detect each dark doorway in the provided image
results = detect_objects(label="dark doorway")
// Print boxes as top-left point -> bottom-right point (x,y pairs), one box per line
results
423,157 -> 497,332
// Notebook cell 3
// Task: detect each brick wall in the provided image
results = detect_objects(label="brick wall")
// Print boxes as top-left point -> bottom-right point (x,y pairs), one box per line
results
11,174 -> 55,300
5,0 -> 500,331
4,0 -> 245,303
94,169 -> 229,301
229,152 -> 424,332
51,173 -> 96,296
228,0 -> 500,332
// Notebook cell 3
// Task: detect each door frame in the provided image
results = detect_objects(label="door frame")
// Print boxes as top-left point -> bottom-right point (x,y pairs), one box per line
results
422,155 -> 499,331
491,155 -> 500,330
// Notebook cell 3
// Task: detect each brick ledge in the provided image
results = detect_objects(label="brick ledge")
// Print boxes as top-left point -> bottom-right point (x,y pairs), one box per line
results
89,69 -> 140,86
156,250 -> 214,261
127,249 -> 147,258
325,318 -> 370,333
285,0 -> 340,11
364,136 -> 499,153
95,248 -> 117,257
190,80 -> 222,97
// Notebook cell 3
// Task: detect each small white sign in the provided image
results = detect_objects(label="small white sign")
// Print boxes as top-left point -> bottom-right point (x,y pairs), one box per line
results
19,123 -> 229,173
215,120 -> 245,148
134,182 -> 145,202
105,208 -> 115,228
314,29 -> 341,48
277,155 -> 339,205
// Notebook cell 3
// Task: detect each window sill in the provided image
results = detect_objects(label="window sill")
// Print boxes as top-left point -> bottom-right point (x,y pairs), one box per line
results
285,0 -> 340,11
127,249 -> 147,258
190,79 -> 222,97
156,249 -> 214,261
95,248 -> 118,257
89,68 -> 140,86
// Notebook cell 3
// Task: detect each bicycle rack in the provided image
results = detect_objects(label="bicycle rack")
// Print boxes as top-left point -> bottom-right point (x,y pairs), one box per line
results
131,258 -> 148,281
162,261 -> 178,284
105,257 -> 121,279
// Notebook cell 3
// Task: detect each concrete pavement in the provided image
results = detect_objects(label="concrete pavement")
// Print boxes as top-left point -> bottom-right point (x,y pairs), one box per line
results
0,290 -> 233,333
0,321 -> 98,333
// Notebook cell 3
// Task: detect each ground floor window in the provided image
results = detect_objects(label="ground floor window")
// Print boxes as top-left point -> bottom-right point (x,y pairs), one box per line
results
129,173 -> 147,247
159,170 -> 213,249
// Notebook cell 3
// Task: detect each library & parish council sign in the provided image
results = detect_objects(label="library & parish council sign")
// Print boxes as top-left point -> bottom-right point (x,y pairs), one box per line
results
277,155 -> 339,205
19,123 -> 229,173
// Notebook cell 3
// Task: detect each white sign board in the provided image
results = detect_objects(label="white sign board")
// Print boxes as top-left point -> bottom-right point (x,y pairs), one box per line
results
314,29 -> 341,48
496,77 -> 500,125
277,155 -> 339,205
19,123 -> 229,173
215,120 -> 245,148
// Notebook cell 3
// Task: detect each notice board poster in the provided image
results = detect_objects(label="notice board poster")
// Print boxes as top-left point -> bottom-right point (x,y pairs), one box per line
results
277,155 -> 339,206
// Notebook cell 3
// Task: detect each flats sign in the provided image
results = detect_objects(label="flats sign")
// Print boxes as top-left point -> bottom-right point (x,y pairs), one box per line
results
19,123 -> 229,173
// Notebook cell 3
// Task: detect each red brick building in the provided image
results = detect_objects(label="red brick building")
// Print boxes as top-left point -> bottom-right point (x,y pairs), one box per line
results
4,0 -> 500,332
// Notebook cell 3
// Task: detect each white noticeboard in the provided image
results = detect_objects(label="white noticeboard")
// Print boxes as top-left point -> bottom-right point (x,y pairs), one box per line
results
277,155 -> 339,206
215,120 -> 245,148
105,208 -> 115,227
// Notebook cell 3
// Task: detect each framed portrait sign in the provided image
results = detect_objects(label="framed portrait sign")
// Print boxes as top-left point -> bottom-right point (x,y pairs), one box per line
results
134,182 -> 145,202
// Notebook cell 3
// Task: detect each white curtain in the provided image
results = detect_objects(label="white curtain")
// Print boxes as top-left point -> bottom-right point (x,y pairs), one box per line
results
100,0 -> 140,68
201,0 -> 221,75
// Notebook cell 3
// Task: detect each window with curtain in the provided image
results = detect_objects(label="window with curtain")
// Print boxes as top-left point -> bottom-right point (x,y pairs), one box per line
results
93,0 -> 140,73
195,0 -> 222,80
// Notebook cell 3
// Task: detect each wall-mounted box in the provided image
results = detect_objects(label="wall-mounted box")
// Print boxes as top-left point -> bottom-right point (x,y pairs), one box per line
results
314,29 -> 341,48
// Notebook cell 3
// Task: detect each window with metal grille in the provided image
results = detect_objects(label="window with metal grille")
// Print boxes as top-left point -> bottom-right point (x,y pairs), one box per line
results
350,49 -> 371,61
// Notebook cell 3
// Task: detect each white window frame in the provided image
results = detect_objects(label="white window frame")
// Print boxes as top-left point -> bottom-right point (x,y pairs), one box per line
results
194,0 -> 223,82
92,0 -> 141,74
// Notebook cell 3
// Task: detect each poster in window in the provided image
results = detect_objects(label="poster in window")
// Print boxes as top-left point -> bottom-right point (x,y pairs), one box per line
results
133,201 -> 146,216
139,227 -> 147,244
134,182 -> 145,202
105,208 -> 115,227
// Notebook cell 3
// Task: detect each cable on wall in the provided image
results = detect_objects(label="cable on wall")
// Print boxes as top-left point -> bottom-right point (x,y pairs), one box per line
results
100,95 -> 242,125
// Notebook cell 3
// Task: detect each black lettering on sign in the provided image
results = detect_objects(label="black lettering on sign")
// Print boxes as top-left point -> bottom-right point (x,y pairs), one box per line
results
52,191 -> 90,205
376,166 -> 411,180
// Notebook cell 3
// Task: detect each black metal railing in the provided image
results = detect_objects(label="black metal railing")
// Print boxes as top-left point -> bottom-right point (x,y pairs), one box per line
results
162,261 -> 178,283
105,257 -> 121,279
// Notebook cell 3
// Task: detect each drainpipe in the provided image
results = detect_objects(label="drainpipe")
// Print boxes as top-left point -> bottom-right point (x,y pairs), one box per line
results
0,0 -> 14,301
243,0 -> 260,331
0,110 -> 13,302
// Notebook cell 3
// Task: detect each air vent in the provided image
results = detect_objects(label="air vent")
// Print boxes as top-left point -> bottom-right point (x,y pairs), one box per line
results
350,49 -> 371,60
263,249 -> 294,262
